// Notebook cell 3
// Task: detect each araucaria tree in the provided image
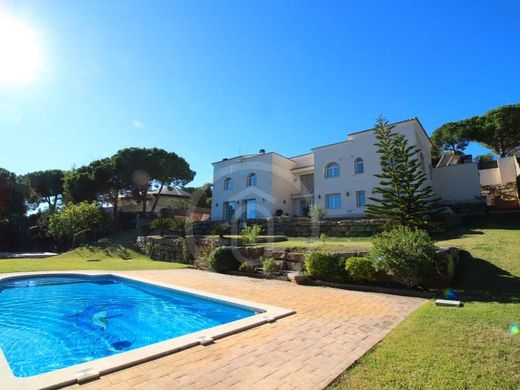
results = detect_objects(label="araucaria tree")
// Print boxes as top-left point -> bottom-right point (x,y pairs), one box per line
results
366,116 -> 440,227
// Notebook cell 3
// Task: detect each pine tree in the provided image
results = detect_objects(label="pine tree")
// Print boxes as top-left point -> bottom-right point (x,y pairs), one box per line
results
366,116 -> 440,227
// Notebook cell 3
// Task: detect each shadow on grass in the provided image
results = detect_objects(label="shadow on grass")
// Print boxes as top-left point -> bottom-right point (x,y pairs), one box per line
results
452,250 -> 520,303
85,240 -> 132,260
435,214 -> 520,241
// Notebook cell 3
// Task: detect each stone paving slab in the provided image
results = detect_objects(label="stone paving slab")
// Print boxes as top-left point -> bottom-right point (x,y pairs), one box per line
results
69,269 -> 425,390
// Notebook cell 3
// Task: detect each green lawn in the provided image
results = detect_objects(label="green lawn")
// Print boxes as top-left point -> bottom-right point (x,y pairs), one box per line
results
260,236 -> 372,251
0,231 -> 187,273
330,215 -> 520,389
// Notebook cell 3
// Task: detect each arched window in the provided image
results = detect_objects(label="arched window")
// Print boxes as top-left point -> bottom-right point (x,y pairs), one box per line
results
325,162 -> 340,178
354,158 -> 364,174
247,173 -> 257,187
224,177 -> 233,191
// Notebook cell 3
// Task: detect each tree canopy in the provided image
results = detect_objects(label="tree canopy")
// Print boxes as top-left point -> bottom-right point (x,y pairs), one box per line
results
431,121 -> 470,154
114,147 -> 195,213
432,103 -> 520,158
0,168 -> 28,249
25,169 -> 65,211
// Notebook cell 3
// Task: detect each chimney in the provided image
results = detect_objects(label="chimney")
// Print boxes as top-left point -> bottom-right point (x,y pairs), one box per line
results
259,149 -> 265,154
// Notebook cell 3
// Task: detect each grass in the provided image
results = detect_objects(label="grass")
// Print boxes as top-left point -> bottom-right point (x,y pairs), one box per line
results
259,236 -> 372,251
330,215 -> 520,389
0,230 -> 187,273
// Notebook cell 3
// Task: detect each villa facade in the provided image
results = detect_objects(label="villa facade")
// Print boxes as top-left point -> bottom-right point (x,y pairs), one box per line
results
211,118 -> 482,221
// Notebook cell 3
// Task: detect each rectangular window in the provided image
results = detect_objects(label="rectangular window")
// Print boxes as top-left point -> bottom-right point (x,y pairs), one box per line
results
325,193 -> 341,209
223,202 -> 236,221
356,191 -> 366,207
245,199 -> 256,219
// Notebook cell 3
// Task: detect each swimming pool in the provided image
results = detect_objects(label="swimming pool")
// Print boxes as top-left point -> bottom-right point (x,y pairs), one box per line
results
0,272 -> 293,388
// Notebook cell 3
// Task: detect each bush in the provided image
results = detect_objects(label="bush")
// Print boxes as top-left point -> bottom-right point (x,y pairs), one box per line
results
345,256 -> 378,283
308,204 -> 324,222
371,226 -> 436,287
150,217 -> 173,236
275,209 -> 284,216
207,246 -> 241,273
211,223 -> 230,238
240,224 -> 262,244
262,258 -> 279,276
304,252 -> 347,282
194,241 -> 217,269
171,217 -> 193,237
48,202 -> 104,242
320,233 -> 328,245
239,261 -> 257,272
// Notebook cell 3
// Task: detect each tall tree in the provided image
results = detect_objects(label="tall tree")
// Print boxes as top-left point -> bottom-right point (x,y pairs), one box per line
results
89,157 -> 124,220
25,169 -> 65,212
114,148 -> 195,214
184,183 -> 213,208
433,103 -> 520,158
63,166 -> 98,204
366,116 -> 440,227
149,150 -> 195,214
431,121 -> 470,153
471,103 -> 520,157
0,168 -> 28,250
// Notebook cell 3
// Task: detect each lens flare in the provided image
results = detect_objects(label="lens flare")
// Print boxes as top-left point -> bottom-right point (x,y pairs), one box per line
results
0,14 -> 42,86
443,288 -> 459,300
510,323 -> 519,336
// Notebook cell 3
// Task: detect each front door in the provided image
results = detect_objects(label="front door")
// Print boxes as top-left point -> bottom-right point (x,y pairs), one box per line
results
245,199 -> 256,219
300,199 -> 312,217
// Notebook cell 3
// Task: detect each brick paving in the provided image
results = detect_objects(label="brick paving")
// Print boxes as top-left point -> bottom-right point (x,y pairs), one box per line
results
69,269 -> 424,390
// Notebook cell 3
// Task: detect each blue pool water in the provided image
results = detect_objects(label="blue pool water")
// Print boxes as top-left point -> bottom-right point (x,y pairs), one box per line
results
0,274 -> 257,377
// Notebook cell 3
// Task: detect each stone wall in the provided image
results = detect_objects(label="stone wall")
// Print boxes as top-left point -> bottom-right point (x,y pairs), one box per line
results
191,217 -> 385,238
136,236 -> 195,263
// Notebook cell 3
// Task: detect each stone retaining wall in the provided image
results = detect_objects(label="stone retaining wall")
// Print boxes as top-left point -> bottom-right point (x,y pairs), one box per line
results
191,217 -> 385,237
136,235 -> 459,287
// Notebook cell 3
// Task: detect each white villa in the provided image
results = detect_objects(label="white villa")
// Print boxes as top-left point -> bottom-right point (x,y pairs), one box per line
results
211,118 -> 482,221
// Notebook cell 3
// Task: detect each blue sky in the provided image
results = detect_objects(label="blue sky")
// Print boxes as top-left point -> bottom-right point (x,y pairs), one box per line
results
0,0 -> 519,186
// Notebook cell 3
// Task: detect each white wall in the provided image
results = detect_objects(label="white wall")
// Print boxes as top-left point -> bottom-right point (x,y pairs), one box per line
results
291,153 -> 314,169
479,168 -> 501,186
271,154 -> 298,215
211,153 -> 275,220
479,157 -> 520,187
211,153 -> 297,221
498,156 -> 520,183
432,163 -> 482,203
210,119 -> 436,220
313,120 -> 432,217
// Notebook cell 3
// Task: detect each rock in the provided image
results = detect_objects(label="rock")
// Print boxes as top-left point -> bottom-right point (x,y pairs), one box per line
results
287,272 -> 309,284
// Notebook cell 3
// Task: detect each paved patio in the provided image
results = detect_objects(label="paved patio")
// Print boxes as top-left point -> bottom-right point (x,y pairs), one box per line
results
69,269 -> 425,390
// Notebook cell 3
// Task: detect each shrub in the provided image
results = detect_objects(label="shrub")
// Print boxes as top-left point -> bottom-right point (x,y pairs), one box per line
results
262,258 -> 279,276
150,217 -> 173,236
194,241 -> 217,269
304,252 -> 347,282
171,217 -> 193,237
308,204 -> 324,222
207,246 -> 241,273
240,224 -> 262,245
211,223 -> 230,238
371,226 -> 436,287
275,209 -> 284,216
320,233 -> 328,245
239,261 -> 257,272
345,256 -> 378,283
48,202 -> 104,242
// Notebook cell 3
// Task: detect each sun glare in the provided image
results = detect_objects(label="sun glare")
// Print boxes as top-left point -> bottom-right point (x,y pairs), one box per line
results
0,15 -> 42,86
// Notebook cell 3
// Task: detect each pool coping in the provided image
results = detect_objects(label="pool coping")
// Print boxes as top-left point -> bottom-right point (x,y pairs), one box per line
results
0,271 -> 295,390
